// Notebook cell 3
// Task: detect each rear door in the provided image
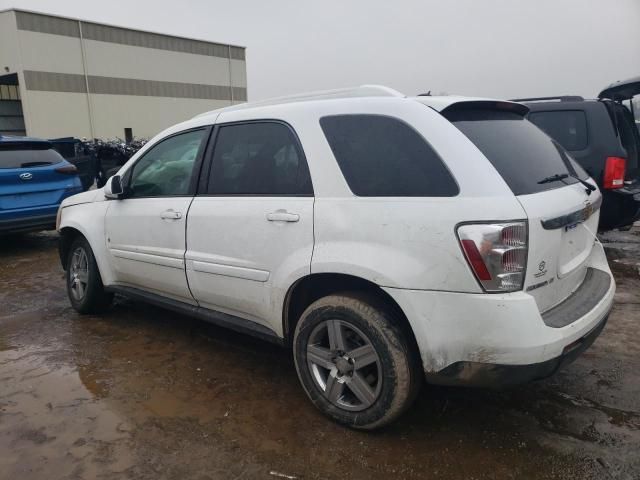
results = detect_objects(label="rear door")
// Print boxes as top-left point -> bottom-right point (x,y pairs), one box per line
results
105,128 -> 208,302
443,105 -> 601,312
185,120 -> 314,333
599,76 -> 640,181
0,143 -> 79,220
605,102 -> 640,181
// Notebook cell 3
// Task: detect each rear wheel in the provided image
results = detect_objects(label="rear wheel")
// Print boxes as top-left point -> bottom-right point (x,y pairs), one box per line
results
66,237 -> 113,314
293,292 -> 421,429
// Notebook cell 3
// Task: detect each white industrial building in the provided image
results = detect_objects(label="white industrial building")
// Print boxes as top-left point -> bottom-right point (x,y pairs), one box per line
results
0,9 -> 247,140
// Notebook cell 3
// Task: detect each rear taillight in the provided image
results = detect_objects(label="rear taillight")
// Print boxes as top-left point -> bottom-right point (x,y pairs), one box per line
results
603,156 -> 626,189
55,164 -> 78,175
457,222 -> 528,293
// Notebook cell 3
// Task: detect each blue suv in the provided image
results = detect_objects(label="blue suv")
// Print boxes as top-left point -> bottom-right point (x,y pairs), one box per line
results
0,136 -> 83,234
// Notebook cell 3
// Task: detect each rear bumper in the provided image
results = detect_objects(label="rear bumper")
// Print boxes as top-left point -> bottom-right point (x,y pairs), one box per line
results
0,213 -> 57,234
426,311 -> 609,388
383,242 -> 615,387
0,186 -> 82,234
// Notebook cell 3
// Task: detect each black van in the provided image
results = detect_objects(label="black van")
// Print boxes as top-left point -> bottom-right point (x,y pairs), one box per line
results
515,76 -> 640,230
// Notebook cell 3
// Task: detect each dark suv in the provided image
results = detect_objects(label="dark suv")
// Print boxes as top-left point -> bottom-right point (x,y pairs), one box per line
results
515,76 -> 640,230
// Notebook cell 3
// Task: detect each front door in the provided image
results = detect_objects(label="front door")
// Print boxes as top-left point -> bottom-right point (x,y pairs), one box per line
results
186,121 -> 314,333
105,128 -> 209,302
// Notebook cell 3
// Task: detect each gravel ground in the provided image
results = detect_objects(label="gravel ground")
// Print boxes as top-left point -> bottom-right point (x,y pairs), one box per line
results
0,229 -> 639,480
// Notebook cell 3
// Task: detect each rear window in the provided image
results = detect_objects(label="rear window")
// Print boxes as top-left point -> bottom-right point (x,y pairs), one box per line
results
0,145 -> 64,169
528,110 -> 588,151
320,114 -> 458,197
444,109 -> 587,196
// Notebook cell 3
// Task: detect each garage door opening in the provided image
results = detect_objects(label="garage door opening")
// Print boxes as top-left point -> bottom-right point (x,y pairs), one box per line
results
0,73 -> 26,137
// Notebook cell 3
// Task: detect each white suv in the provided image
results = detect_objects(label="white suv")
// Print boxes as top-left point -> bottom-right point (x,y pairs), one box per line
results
57,86 -> 615,429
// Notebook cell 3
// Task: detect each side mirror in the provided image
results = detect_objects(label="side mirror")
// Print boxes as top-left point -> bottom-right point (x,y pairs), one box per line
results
104,175 -> 124,199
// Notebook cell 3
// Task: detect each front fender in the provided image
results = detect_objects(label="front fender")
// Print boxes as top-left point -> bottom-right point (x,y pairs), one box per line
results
59,202 -> 114,285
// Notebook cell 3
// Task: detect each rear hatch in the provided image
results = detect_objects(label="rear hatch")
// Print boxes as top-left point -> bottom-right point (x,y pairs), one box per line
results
440,102 -> 601,312
0,140 -> 79,216
598,76 -> 640,103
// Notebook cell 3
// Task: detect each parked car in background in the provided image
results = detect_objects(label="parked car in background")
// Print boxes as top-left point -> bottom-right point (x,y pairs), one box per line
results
0,136 -> 83,234
49,137 -> 98,191
515,76 -> 640,230
93,138 -> 147,187
57,86 -> 614,429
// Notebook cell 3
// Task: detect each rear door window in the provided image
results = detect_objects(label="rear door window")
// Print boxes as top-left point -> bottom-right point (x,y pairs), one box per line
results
528,110 -> 588,151
320,114 -> 458,196
444,109 -> 586,196
207,122 -> 313,195
0,145 -> 64,169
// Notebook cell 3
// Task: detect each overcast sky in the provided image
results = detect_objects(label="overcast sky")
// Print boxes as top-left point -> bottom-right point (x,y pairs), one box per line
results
1,0 -> 639,101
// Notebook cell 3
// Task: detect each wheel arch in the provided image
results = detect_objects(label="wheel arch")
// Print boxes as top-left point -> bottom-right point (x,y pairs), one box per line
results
282,273 -> 421,360
58,226 -> 85,270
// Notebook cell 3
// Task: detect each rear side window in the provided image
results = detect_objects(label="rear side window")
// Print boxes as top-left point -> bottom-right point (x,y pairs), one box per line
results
208,122 -> 313,195
0,145 -> 64,169
528,110 -> 588,151
320,115 -> 458,197
445,109 -> 585,196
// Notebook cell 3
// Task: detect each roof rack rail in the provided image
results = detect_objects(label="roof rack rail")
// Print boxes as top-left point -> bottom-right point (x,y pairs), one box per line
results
194,85 -> 404,118
510,95 -> 584,103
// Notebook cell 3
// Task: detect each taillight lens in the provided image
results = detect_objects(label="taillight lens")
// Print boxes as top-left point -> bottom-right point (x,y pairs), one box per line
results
603,156 -> 626,189
457,222 -> 528,293
55,164 -> 78,175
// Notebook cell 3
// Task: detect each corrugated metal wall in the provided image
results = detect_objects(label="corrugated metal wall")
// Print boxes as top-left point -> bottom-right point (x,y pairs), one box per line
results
8,10 -> 248,138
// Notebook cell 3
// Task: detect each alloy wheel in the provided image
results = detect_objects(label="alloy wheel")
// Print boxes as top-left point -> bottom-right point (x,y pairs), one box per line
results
306,319 -> 382,411
69,247 -> 89,301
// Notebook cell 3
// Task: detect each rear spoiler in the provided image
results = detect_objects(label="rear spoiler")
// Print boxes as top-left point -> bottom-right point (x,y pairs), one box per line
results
440,100 -> 529,117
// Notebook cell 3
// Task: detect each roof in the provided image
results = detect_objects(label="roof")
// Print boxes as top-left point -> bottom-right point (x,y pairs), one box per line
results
190,86 -> 530,124
0,8 -> 246,50
193,85 -> 404,119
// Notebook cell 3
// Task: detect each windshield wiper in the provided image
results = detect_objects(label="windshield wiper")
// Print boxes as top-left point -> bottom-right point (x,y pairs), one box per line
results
538,172 -> 597,195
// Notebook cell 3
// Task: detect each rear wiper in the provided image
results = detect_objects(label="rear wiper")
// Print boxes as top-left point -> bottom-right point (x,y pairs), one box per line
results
572,175 -> 597,194
537,173 -> 569,184
538,172 -> 597,195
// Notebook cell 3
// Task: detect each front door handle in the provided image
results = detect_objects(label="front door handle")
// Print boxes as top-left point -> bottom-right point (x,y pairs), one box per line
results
160,209 -> 182,220
266,210 -> 300,222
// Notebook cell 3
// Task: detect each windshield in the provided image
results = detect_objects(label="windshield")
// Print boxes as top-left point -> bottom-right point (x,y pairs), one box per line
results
444,108 -> 588,196
0,145 -> 64,169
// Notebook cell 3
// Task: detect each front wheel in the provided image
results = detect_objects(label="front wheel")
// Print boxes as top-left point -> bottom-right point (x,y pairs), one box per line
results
293,292 -> 421,429
66,237 -> 113,314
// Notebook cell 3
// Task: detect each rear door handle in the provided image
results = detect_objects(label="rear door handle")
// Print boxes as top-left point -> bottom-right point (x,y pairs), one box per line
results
266,210 -> 300,222
160,209 -> 182,220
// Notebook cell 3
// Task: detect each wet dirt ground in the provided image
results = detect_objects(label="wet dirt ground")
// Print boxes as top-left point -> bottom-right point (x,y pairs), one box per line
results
1,231 -> 639,480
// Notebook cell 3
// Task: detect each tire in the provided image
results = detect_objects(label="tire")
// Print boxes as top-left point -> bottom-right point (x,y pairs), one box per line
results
66,236 -> 113,314
293,292 -> 421,430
